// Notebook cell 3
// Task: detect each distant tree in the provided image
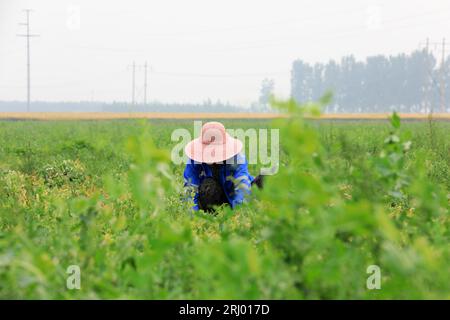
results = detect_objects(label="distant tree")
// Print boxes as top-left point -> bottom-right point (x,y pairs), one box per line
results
290,50 -> 441,113
311,63 -> 324,101
444,57 -> 450,112
291,61 -> 313,103
323,60 -> 340,112
258,78 -> 275,111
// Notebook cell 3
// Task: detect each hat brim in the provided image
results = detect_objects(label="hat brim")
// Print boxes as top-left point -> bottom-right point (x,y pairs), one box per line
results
185,133 -> 243,163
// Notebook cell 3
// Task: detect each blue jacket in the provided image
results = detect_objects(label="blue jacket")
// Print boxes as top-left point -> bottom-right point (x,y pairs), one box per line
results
183,153 -> 254,210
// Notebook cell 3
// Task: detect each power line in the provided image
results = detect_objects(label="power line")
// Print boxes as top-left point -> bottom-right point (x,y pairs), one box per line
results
66,10 -> 450,55
16,9 -> 39,112
135,8 -> 450,39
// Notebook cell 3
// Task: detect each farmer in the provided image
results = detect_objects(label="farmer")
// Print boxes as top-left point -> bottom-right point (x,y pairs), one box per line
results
183,121 -> 262,212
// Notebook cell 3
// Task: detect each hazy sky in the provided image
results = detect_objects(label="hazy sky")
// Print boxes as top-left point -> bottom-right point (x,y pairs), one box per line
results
1,0 -> 450,106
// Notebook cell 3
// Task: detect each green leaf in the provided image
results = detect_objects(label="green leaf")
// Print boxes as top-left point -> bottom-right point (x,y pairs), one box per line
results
390,112 -> 401,129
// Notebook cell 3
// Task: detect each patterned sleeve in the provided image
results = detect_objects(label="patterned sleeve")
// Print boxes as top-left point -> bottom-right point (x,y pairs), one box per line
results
183,159 -> 200,211
227,154 -> 253,208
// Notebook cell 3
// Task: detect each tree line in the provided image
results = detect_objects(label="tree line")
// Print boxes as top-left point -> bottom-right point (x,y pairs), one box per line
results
291,49 -> 450,113
0,100 -> 248,113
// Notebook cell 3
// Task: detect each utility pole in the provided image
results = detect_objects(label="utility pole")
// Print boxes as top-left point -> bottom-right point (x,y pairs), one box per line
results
128,62 -> 150,106
420,38 -> 450,113
425,38 -> 431,113
130,61 -> 136,106
143,62 -> 148,105
440,38 -> 446,113
17,9 -> 39,112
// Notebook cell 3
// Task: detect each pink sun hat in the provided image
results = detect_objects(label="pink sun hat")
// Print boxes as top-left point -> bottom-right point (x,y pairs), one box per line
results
185,122 -> 243,163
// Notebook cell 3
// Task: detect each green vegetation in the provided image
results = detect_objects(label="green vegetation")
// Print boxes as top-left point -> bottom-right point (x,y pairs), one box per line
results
0,103 -> 449,299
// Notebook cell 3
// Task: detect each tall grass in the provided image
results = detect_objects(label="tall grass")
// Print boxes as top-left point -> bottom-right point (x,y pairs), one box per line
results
0,102 -> 448,299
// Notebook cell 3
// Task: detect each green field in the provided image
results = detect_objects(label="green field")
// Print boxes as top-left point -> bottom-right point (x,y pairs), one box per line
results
0,109 -> 449,298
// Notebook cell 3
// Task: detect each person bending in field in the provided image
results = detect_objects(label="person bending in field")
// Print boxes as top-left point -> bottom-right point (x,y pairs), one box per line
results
183,121 -> 263,212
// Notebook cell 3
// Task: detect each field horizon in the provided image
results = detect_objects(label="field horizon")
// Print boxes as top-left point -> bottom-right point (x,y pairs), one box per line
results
0,112 -> 449,121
